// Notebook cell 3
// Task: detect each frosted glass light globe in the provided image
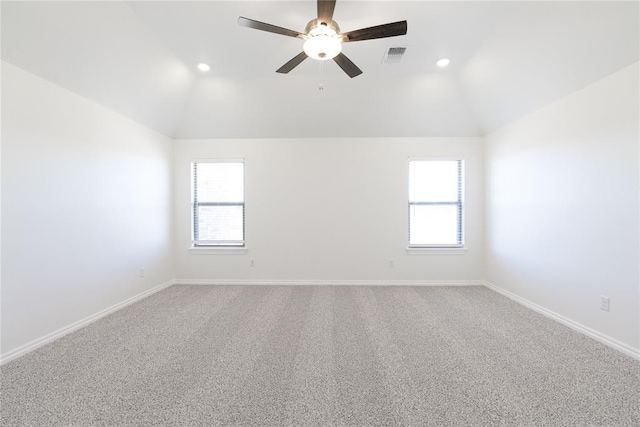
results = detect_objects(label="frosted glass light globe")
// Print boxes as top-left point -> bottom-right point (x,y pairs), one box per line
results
303,35 -> 342,60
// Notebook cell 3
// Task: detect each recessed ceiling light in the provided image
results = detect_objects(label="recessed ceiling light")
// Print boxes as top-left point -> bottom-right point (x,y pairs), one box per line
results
197,63 -> 211,72
436,58 -> 450,67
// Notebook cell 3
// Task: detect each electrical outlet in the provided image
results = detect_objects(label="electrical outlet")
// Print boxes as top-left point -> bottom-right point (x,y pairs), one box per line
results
389,259 -> 394,268
600,296 -> 610,312
139,268 -> 145,279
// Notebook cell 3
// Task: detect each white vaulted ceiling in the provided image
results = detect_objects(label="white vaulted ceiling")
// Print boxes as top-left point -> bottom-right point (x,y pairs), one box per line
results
2,1 -> 638,139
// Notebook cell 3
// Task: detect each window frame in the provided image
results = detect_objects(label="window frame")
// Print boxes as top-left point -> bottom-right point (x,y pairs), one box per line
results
191,159 -> 246,250
407,157 -> 465,250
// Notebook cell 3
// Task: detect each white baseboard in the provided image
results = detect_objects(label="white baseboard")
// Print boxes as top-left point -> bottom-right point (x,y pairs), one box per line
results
483,281 -> 640,361
174,279 -> 485,287
0,280 -> 175,365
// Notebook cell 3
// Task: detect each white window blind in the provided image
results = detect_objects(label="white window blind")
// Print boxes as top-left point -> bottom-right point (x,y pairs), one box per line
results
192,161 -> 245,247
409,159 -> 464,247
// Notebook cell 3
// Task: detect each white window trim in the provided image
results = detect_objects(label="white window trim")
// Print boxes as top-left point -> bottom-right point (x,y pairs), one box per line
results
409,155 -> 467,161
189,247 -> 248,255
406,247 -> 467,255
192,158 -> 245,163
408,157 -> 465,249
191,159 -> 246,249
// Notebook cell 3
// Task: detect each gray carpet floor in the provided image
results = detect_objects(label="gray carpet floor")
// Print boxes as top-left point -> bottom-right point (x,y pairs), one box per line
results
1,285 -> 639,426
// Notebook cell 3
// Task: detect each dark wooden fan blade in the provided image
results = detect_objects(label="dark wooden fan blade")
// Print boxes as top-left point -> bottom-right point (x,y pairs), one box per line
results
343,20 -> 408,43
238,17 -> 304,39
276,52 -> 309,74
317,0 -> 337,24
333,52 -> 362,78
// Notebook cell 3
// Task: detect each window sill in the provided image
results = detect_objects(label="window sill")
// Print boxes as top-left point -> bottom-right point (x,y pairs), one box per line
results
189,247 -> 247,255
406,247 -> 467,255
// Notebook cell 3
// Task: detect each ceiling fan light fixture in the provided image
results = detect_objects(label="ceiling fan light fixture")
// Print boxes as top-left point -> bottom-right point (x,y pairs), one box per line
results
303,34 -> 342,60
238,0 -> 408,76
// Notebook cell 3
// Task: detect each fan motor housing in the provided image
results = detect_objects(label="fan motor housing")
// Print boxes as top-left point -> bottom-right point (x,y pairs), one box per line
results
304,19 -> 341,38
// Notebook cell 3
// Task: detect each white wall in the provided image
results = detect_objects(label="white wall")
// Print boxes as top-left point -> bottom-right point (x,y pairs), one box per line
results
485,63 -> 640,352
1,62 -> 174,358
174,137 -> 483,282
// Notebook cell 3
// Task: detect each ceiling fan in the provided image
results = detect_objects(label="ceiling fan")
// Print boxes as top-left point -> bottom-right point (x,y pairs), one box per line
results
238,0 -> 408,78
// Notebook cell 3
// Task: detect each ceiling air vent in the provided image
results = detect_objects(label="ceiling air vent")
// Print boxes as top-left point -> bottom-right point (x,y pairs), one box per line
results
382,47 -> 407,64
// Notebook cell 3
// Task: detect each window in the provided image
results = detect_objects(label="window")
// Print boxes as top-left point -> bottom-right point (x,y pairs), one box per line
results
192,160 -> 245,247
408,159 -> 464,247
